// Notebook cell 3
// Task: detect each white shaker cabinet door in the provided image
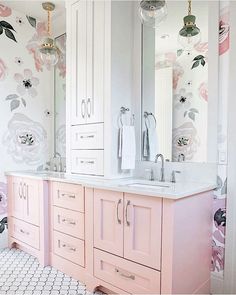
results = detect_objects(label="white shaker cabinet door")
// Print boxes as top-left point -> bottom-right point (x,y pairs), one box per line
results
70,0 -> 88,125
86,0 -> 105,124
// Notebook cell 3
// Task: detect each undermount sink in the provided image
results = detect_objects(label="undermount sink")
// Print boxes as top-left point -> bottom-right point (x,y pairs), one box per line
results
120,179 -> 172,189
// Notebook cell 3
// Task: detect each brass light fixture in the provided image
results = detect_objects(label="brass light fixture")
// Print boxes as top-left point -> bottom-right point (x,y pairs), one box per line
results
139,0 -> 167,28
178,0 -> 201,50
39,2 -> 60,67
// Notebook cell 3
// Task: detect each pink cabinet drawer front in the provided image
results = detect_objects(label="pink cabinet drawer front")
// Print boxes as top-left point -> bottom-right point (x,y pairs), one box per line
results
9,217 -> 40,250
53,206 -> 84,240
94,249 -> 161,294
52,182 -> 84,212
53,231 -> 85,267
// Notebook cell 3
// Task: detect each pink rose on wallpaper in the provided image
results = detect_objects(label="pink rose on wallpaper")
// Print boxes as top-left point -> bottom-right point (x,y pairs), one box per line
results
173,64 -> 184,90
172,122 -> 200,162
27,22 -> 48,72
156,52 -> 176,69
212,240 -> 225,272
194,42 -> 208,53
0,182 -> 7,215
0,59 -> 8,81
14,69 -> 39,97
0,4 -> 12,17
219,6 -> 230,55
198,82 -> 208,102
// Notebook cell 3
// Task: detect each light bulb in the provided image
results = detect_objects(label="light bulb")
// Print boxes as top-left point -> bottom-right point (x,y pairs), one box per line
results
178,31 -> 201,50
138,0 -> 167,28
38,36 -> 60,68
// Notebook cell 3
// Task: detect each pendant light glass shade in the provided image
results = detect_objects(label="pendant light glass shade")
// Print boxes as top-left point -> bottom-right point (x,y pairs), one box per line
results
139,0 -> 167,28
39,35 -> 59,67
39,2 -> 60,68
178,1 -> 201,50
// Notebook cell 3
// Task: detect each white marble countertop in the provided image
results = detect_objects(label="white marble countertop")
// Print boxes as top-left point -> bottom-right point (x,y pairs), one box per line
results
5,171 -> 217,200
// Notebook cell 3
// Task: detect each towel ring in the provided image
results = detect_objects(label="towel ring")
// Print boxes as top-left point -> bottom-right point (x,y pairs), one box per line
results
119,107 -> 134,127
144,112 -> 157,129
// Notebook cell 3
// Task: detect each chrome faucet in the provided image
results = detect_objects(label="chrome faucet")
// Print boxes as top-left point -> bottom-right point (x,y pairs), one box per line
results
155,154 -> 165,182
54,152 -> 63,172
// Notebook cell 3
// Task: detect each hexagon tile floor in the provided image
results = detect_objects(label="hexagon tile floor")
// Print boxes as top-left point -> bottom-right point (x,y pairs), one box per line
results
0,248 -> 98,295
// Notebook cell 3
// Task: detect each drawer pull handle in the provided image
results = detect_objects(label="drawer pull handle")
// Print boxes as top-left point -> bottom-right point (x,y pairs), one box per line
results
115,268 -> 135,280
61,193 -> 76,199
125,200 -> 131,226
61,218 -> 76,226
116,199 -> 122,224
80,135 -> 95,139
20,229 -> 29,235
80,160 -> 95,165
62,244 -> 76,252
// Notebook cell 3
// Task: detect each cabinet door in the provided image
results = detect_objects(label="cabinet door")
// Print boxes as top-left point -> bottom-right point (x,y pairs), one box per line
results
23,178 -> 40,226
10,177 -> 24,220
70,0 -> 87,125
94,189 -> 124,256
124,194 -> 162,270
86,0 -> 104,124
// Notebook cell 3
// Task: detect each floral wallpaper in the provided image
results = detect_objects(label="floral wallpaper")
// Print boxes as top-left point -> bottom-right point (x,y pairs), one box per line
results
211,1 -> 229,277
0,4 -> 53,247
54,33 -> 66,158
155,42 -> 208,162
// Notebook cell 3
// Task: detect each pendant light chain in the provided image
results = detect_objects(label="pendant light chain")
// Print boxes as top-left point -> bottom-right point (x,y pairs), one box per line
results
188,0 -> 192,15
47,9 -> 51,35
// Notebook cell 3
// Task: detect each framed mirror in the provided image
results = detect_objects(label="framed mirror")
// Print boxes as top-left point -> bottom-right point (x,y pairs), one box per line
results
54,33 -> 66,158
141,1 -> 218,163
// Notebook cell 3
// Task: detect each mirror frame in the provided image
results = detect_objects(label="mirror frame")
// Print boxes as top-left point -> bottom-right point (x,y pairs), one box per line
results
133,1 -> 219,164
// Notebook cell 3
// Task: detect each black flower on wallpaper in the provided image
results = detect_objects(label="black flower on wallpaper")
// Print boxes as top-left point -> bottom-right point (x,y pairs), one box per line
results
191,55 -> 206,69
0,20 -> 17,42
0,217 -> 7,234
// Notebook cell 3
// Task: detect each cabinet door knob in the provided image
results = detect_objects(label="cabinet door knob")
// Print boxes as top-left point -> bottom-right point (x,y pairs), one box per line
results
125,200 -> 131,226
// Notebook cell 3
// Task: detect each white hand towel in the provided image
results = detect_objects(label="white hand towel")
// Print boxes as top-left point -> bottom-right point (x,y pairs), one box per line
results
143,129 -> 149,158
148,127 -> 158,162
121,125 -> 136,170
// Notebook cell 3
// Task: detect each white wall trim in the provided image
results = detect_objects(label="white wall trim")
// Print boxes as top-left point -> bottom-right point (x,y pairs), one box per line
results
223,1 -> 236,293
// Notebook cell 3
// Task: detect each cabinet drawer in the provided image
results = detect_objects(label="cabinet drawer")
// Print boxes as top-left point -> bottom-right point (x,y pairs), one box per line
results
52,182 -> 84,212
71,150 -> 104,176
53,231 -> 84,267
9,217 -> 40,250
94,249 -> 161,294
71,123 -> 104,150
53,206 -> 84,240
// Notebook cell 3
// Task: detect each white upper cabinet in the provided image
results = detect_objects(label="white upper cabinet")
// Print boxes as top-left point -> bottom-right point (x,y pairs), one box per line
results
69,0 -> 104,125
66,0 -> 134,177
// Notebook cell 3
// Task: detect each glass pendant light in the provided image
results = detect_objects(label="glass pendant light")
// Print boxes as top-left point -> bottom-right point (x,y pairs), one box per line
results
178,0 -> 201,50
139,0 -> 167,28
39,2 -> 60,68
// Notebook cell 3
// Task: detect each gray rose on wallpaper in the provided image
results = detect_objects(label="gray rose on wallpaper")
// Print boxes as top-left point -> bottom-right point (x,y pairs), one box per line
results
2,113 -> 48,165
172,122 -> 200,161
56,124 -> 66,157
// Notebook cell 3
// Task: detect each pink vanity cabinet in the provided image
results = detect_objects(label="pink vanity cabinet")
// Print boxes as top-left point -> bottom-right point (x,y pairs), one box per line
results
49,181 -> 87,283
7,176 -> 49,266
87,189 -> 213,294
